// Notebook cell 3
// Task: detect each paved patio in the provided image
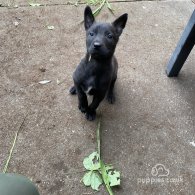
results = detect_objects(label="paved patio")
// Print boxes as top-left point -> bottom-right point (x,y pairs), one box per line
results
0,0 -> 194,194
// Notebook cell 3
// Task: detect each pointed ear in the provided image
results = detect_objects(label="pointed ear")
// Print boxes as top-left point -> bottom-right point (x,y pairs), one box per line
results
112,13 -> 128,36
84,6 -> 95,30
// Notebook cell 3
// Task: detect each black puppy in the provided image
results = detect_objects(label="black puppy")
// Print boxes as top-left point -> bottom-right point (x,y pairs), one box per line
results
70,6 -> 128,121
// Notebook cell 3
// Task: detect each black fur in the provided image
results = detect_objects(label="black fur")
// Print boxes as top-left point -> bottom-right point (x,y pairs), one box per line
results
70,6 -> 128,121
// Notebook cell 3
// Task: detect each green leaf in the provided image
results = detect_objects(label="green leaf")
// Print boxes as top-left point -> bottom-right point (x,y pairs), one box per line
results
91,171 -> 103,191
82,171 -> 103,191
101,162 -> 120,187
100,160 -> 114,195
105,165 -> 114,171
83,152 -> 100,171
83,171 -> 92,186
108,170 -> 120,186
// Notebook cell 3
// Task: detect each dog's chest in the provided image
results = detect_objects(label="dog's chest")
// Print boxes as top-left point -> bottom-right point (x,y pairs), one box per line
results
82,75 -> 96,95
80,61 -> 111,95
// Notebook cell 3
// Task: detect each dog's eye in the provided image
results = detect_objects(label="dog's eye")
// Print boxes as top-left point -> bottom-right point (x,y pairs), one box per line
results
107,34 -> 113,39
89,32 -> 94,36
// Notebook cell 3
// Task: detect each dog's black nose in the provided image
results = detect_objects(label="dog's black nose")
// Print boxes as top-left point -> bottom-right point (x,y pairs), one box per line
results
94,42 -> 101,48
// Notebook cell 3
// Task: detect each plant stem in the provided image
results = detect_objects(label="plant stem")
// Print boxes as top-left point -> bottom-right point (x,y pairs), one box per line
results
97,121 -> 114,195
2,114 -> 28,173
93,0 -> 106,17
97,121 -> 101,157
3,131 -> 18,173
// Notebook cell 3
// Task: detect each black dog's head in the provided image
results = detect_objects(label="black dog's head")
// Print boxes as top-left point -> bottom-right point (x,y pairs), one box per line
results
84,6 -> 128,59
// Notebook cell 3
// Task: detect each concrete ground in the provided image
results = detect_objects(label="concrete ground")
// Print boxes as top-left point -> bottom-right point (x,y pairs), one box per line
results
0,0 -> 195,194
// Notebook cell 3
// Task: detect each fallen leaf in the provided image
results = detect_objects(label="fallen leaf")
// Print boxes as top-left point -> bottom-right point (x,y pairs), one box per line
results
83,171 -> 92,186
82,121 -> 121,194
82,171 -> 103,191
83,152 -> 100,171
38,80 -> 51,84
190,141 -> 195,147
100,160 -> 114,194
57,79 -> 60,84
14,21 -> 19,26
90,171 -> 103,191
47,26 -> 54,30
107,170 -> 120,186
29,3 -> 41,6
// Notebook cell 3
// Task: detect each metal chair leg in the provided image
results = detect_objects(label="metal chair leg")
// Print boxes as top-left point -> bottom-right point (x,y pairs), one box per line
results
166,10 -> 195,77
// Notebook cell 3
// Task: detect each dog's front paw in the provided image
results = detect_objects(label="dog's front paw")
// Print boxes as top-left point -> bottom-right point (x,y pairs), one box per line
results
69,86 -> 77,95
106,93 -> 115,104
78,105 -> 87,113
85,110 -> 96,121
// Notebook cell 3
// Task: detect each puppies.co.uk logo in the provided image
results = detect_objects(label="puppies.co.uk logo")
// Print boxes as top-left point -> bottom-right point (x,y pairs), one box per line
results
137,163 -> 183,185
151,164 -> 169,177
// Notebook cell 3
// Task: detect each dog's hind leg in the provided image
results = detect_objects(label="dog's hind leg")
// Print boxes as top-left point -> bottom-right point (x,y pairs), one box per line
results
69,86 -> 77,95
106,78 -> 116,104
